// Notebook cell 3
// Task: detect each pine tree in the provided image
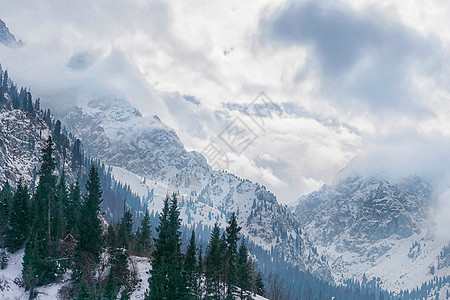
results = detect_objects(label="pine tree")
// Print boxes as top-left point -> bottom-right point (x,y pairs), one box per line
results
148,195 -> 170,300
0,182 -> 12,247
197,245 -> 204,296
254,272 -> 265,297
106,224 -> 117,250
23,137 -> 59,288
205,223 -> 223,299
76,279 -> 91,300
167,194 -> 186,298
184,230 -> 199,299
76,165 -> 103,262
53,172 -> 67,242
136,210 -> 151,254
237,239 -> 253,300
117,202 -> 133,251
225,212 -> 242,299
148,194 -> 186,299
66,181 -> 81,234
6,181 -> 29,252
73,165 -> 103,295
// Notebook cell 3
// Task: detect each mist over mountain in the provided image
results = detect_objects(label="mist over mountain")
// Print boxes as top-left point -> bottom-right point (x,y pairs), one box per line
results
2,1 -> 450,299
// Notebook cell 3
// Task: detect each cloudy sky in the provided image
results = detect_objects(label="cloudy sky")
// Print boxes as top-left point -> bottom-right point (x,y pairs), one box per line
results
2,0 -> 450,225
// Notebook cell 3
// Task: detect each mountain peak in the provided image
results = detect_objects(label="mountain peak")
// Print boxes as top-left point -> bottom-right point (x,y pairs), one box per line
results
0,19 -> 22,47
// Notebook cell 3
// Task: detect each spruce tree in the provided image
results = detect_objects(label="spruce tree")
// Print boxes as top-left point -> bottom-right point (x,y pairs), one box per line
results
108,204 -> 133,300
66,181 -> 81,234
184,230 -> 199,299
6,181 -> 29,252
73,165 -> 103,296
106,224 -> 117,250
136,210 -> 151,254
148,194 -> 186,300
237,239 -> 253,300
166,194 -> 186,298
148,195 -> 170,300
0,182 -> 12,247
76,165 -> 103,262
53,172 -> 67,242
225,212 -> 241,299
205,223 -> 223,299
117,202 -> 133,251
23,137 -> 59,288
254,272 -> 265,297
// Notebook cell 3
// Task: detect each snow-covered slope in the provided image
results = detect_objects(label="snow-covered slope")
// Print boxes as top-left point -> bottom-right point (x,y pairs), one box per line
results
0,107 -> 49,188
60,97 -> 333,282
292,175 -> 450,291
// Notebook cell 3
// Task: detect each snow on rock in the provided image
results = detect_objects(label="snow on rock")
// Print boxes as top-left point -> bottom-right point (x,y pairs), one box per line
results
293,175 -> 450,291
61,97 -> 333,282
0,107 -> 50,189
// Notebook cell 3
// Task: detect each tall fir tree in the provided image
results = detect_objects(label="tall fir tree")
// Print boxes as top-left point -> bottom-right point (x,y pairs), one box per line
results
6,181 -> 29,252
76,165 -> 103,261
236,239 -> 253,300
136,210 -> 152,254
0,182 -> 12,247
254,272 -> 265,297
184,230 -> 199,299
117,202 -> 133,251
66,181 -> 81,235
52,171 -> 67,243
23,136 -> 59,288
148,195 -> 170,300
73,165 -> 103,297
225,212 -> 242,299
106,208 -> 133,299
205,223 -> 223,299
148,194 -> 186,300
166,194 -> 186,298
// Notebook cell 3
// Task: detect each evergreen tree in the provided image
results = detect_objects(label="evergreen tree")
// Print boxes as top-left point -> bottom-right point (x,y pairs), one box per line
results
6,181 -> 29,252
0,182 -> 12,246
76,165 -> 103,262
184,230 -> 199,299
53,172 -> 67,242
66,181 -> 81,234
166,194 -> 186,298
148,195 -> 170,300
254,272 -> 265,297
148,194 -> 186,299
237,239 -> 252,300
136,210 -> 151,254
205,223 -> 223,299
225,212 -> 242,299
117,202 -> 133,251
76,279 -> 91,300
73,165 -> 103,296
106,224 -> 117,250
23,137 -> 59,288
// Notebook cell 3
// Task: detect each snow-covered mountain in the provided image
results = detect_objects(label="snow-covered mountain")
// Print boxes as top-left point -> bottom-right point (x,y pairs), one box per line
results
59,97 -> 333,282
0,19 -> 21,47
291,175 -> 450,291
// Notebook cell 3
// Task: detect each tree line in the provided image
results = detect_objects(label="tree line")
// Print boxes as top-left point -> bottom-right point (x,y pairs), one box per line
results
0,137 -> 152,299
148,194 -> 265,300
0,136 -> 266,299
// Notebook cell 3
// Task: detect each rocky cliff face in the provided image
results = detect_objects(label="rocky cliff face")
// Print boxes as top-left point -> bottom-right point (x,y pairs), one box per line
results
60,97 -> 333,282
292,175 -> 450,290
0,19 -> 21,47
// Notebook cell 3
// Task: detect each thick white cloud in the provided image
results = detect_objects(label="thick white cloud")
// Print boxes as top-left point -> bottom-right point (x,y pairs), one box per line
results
1,0 -> 450,236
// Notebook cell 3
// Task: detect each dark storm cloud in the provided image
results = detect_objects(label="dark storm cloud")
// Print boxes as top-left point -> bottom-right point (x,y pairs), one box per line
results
269,1 -> 437,114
